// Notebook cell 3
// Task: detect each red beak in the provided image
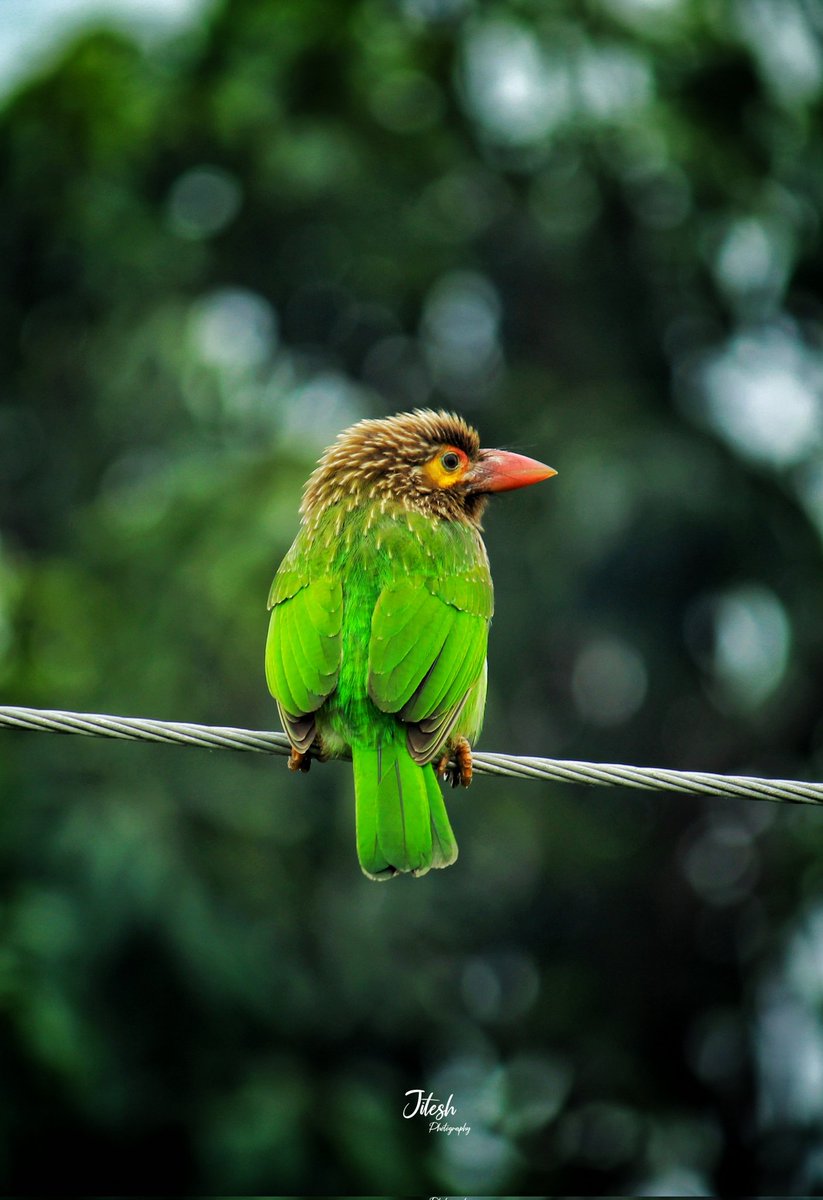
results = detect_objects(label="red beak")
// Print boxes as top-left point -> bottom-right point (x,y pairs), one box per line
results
469,449 -> 557,493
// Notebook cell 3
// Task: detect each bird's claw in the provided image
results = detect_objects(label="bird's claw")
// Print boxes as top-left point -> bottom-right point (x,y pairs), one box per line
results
436,737 -> 473,788
288,736 -> 330,773
288,747 -> 312,773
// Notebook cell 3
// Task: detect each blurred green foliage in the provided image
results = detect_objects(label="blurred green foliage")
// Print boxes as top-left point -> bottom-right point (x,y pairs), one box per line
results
3,0 -> 823,1192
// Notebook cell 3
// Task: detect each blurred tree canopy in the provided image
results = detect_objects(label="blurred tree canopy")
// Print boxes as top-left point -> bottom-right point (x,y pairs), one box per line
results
3,0 -> 823,1192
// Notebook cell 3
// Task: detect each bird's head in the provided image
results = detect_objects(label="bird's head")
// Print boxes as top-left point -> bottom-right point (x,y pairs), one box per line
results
301,409 -> 556,526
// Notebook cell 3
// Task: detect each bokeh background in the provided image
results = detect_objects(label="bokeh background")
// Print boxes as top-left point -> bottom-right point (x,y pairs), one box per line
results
2,0 -> 823,1192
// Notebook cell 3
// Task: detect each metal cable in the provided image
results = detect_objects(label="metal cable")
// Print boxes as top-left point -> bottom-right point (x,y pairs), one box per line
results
1,704 -> 821,806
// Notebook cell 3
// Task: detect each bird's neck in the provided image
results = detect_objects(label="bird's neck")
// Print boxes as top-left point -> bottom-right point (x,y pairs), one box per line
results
302,480 -> 486,535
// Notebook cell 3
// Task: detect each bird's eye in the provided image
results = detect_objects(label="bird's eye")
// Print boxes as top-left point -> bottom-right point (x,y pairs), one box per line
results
441,451 -> 461,472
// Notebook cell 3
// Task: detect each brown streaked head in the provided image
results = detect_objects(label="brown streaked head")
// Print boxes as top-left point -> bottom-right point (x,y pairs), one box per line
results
301,409 -> 555,526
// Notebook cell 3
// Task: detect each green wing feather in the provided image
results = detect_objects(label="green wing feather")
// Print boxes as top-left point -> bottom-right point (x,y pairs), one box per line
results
265,574 -> 342,747
369,587 -> 453,708
367,569 -> 492,763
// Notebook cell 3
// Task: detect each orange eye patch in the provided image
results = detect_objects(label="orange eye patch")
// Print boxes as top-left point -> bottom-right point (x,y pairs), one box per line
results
423,445 -> 470,489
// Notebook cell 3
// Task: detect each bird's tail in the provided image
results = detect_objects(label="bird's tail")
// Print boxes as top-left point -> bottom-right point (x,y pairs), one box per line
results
352,735 -> 458,880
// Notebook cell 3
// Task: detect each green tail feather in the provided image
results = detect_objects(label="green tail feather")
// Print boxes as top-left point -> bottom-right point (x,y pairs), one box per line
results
353,736 -> 458,881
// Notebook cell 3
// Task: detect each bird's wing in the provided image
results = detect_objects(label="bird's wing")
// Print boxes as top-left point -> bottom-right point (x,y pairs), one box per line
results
368,566 -> 492,763
265,568 -> 342,751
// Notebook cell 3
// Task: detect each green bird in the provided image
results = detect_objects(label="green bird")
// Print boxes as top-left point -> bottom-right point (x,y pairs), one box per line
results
265,410 -> 555,880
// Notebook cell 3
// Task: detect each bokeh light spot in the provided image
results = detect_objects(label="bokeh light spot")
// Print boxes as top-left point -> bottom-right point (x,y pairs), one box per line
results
166,165 -> 242,240
461,21 -> 571,145
696,324 -> 823,467
421,270 -> 503,399
680,819 -> 759,907
713,216 -> 792,303
575,43 -> 653,120
686,583 -> 791,711
571,636 -> 648,726
737,0 -> 823,106
189,288 -> 277,371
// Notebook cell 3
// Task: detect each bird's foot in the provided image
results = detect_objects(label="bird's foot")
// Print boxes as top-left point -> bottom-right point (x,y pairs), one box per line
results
437,737 -> 473,789
288,747 -> 312,773
288,736 -> 329,773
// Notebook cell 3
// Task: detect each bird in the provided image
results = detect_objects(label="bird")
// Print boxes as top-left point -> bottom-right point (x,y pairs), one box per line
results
265,409 -> 555,880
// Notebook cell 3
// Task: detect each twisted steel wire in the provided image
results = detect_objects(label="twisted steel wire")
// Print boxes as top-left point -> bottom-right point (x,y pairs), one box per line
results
1,704 -> 821,806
